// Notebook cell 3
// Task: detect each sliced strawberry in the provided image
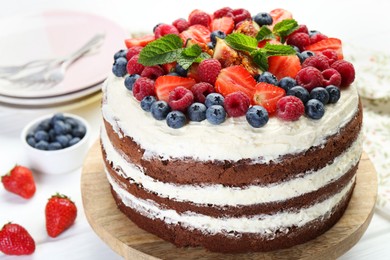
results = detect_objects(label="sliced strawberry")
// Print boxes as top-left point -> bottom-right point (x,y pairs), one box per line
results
187,63 -> 200,82
269,9 -> 293,28
124,35 -> 155,48
304,38 -> 343,60
154,75 -> 196,102
211,17 -> 234,34
253,83 -> 286,114
268,55 -> 301,80
161,62 -> 176,74
215,65 -> 257,101
180,24 -> 211,45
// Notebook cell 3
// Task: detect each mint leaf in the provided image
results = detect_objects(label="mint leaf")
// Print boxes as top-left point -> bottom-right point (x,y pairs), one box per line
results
194,52 -> 211,63
273,19 -> 298,43
138,34 -> 183,66
225,33 -> 258,53
256,26 -> 274,42
182,44 -> 202,57
177,44 -> 211,69
251,49 -> 269,71
263,43 -> 296,56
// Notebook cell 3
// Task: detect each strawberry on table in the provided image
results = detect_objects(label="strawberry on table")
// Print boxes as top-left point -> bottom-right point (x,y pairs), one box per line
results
45,194 -> 77,238
253,82 -> 286,114
0,223 -> 35,255
154,75 -> 196,102
304,38 -> 343,60
1,165 -> 36,199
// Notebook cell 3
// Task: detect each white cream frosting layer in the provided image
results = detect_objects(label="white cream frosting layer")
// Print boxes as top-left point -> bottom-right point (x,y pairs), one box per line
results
107,170 -> 355,234
102,75 -> 360,163
101,126 -> 362,206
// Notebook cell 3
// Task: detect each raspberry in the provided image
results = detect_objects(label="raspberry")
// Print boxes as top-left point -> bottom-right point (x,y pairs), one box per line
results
172,18 -> 190,33
224,91 -> 250,117
277,96 -> 305,121
310,33 -> 328,44
197,59 -> 222,85
302,55 -> 330,71
322,68 -> 341,87
286,32 -> 310,51
168,86 -> 194,111
126,54 -> 145,75
126,46 -> 143,60
320,50 -> 338,65
295,66 -> 324,91
132,77 -> 155,101
154,24 -> 179,39
213,7 -> 234,19
331,60 -> 355,87
294,24 -> 309,35
231,8 -> 252,24
141,66 -> 165,80
191,82 -> 215,103
188,10 -> 211,28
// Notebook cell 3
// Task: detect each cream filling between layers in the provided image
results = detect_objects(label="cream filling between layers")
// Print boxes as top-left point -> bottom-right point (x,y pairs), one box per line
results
102,75 -> 360,163
102,126 -> 362,206
107,171 -> 355,235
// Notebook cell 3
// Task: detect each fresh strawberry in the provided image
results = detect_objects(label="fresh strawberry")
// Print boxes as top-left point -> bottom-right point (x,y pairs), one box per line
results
304,38 -> 343,60
215,65 -> 257,100
269,9 -> 293,28
154,75 -> 196,102
180,24 -> 211,45
0,223 -> 35,255
45,194 -> 77,238
268,55 -> 301,80
253,83 -> 286,114
124,35 -> 155,48
187,63 -> 201,82
211,17 -> 234,34
1,165 -> 36,199
162,62 -> 176,74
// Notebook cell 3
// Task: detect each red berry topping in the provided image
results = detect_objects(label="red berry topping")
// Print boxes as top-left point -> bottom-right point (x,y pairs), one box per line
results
211,17 -> 235,34
268,55 -> 302,80
286,32 -> 310,51
231,8 -> 252,24
270,8 -> 293,26
133,77 -> 155,101
277,96 -> 305,121
1,165 -> 36,199
155,75 -> 196,102
295,66 -> 324,91
320,49 -> 338,65
253,83 -> 286,114
188,9 -> 211,28
191,82 -> 215,103
198,58 -> 222,85
213,7 -> 234,19
141,66 -> 165,80
224,91 -> 250,117
168,86 -> 194,112
305,38 -> 343,60
124,35 -> 155,48
302,55 -> 330,71
172,18 -> 190,33
310,33 -> 328,44
126,46 -> 143,60
180,24 -> 211,44
293,24 -> 309,35
154,24 -> 179,39
0,223 -> 35,255
322,68 -> 342,87
331,60 -> 355,87
126,54 -> 145,75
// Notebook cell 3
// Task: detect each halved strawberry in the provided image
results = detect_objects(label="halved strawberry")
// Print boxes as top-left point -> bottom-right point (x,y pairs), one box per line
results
161,62 -> 176,74
304,38 -> 343,60
180,24 -> 211,45
215,65 -> 257,100
155,75 -> 196,102
253,83 -> 286,114
125,35 -> 155,48
269,9 -> 293,28
268,55 -> 301,80
211,17 -> 234,34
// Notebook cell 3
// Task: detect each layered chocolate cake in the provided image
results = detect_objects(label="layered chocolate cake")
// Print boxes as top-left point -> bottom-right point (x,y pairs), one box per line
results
101,7 -> 362,253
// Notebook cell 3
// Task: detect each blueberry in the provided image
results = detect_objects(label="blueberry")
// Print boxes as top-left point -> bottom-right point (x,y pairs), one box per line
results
166,111 -> 186,129
310,87 -> 330,104
325,85 -> 341,104
175,64 -> 187,77
50,113 -> 65,125
54,120 -> 70,135
72,124 -> 86,138
35,140 -> 49,150
36,119 -> 51,132
69,137 -> 81,146
48,129 -> 56,142
112,57 -> 127,77
140,96 -> 157,112
34,130 -> 49,142
297,51 -> 315,63
205,93 -> 224,108
151,101 -> 171,120
255,71 -> 278,85
207,42 -> 214,49
305,99 -> 325,119
124,74 -> 140,91
56,135 -> 70,148
114,49 -> 128,60
246,106 -> 269,128
253,12 -> 273,26
309,30 -> 320,37
65,117 -> 78,128
206,105 -> 226,125
48,142 -> 62,150
210,30 -> 226,46
287,86 -> 310,104
26,136 -> 36,147
278,77 -> 297,92
187,102 -> 207,122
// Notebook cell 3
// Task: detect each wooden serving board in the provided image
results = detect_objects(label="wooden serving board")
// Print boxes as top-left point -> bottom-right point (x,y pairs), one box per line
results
81,141 -> 377,260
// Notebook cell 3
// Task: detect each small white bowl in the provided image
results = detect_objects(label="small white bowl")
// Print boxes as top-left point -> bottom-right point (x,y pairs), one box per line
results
21,113 -> 91,175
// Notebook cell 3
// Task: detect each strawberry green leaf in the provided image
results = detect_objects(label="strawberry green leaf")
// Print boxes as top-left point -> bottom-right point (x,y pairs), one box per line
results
263,43 -> 297,56
251,49 -> 269,71
225,33 -> 258,53
256,26 -> 275,42
138,34 -> 183,66
273,19 -> 298,43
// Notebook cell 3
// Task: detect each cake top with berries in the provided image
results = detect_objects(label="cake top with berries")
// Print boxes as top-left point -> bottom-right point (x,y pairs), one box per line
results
104,7 -> 359,162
